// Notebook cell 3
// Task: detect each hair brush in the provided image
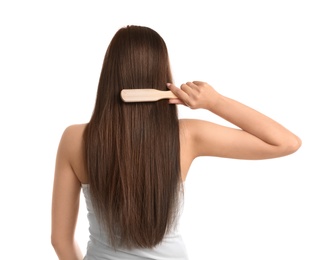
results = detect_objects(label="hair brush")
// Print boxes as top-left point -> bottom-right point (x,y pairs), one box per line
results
120,89 -> 177,102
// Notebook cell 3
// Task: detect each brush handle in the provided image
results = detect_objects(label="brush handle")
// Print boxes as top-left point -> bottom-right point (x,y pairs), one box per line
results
121,89 -> 177,102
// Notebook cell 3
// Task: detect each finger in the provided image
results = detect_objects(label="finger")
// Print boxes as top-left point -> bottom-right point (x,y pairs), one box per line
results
186,81 -> 198,89
168,98 -> 186,105
186,82 -> 201,96
167,83 -> 190,101
180,83 -> 193,95
192,81 -> 205,85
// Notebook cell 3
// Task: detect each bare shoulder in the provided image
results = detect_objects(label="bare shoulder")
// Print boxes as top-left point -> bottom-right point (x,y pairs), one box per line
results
178,118 -> 239,159
59,124 -> 86,153
58,123 -> 88,183
62,123 -> 87,138
58,123 -> 87,161
179,118 -> 208,143
178,119 -> 216,179
179,118 -> 218,138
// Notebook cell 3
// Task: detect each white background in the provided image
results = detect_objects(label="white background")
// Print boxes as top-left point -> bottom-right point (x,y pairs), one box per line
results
1,1 -> 327,259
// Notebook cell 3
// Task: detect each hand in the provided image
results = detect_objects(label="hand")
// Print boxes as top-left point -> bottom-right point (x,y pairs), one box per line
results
167,81 -> 219,110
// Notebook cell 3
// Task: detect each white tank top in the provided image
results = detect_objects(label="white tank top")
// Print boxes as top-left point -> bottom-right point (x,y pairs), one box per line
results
82,184 -> 189,260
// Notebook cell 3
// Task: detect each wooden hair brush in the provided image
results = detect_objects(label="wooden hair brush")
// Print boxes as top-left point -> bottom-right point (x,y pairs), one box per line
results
120,89 -> 177,102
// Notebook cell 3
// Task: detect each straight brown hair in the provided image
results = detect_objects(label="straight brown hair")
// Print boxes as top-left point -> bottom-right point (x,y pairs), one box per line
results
83,25 -> 182,249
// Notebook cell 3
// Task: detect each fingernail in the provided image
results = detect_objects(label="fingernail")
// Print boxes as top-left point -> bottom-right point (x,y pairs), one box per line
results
166,83 -> 171,87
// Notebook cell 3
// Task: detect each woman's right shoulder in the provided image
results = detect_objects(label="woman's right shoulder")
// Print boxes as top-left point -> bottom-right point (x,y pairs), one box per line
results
179,118 -> 208,137
178,119 -> 213,158
179,118 -> 216,135
178,118 -> 234,159
178,119 -> 219,177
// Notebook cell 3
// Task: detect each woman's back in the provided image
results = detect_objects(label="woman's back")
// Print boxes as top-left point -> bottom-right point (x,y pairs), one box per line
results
61,121 -> 193,259
60,121 -> 193,185
82,183 -> 187,259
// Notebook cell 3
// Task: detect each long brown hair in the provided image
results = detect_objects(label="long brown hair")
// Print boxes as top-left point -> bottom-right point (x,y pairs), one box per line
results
83,25 -> 182,249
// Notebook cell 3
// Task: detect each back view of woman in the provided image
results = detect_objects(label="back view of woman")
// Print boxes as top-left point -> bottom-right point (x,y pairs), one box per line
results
51,25 -> 301,260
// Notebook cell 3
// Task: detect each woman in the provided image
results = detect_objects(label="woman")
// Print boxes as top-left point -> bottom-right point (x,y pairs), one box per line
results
51,25 -> 301,259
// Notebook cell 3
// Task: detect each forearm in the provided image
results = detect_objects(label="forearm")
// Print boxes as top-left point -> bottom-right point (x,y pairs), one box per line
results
208,92 -> 301,148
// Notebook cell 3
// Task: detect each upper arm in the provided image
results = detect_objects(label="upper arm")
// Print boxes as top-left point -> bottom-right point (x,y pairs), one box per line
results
183,119 -> 289,160
51,126 -> 82,244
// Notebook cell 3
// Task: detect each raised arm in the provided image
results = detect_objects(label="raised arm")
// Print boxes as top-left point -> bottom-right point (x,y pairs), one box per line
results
168,81 -> 301,160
